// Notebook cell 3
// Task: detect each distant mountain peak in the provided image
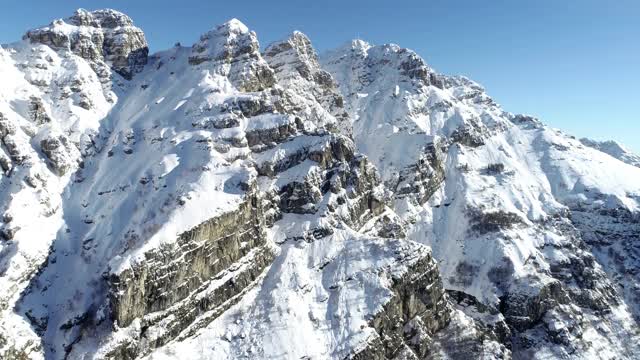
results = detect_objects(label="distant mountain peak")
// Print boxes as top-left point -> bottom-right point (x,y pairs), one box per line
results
580,137 -> 640,167
216,17 -> 250,34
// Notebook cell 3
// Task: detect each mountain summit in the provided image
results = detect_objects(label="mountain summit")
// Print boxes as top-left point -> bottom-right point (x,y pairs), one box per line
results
1,10 -> 639,360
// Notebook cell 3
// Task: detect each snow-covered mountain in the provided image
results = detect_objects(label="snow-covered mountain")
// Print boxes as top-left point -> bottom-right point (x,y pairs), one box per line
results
580,138 -> 640,168
1,9 -> 639,360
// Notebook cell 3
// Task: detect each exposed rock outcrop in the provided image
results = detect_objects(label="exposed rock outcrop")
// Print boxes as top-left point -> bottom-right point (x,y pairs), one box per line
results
351,250 -> 450,359
108,188 -> 269,328
25,9 -> 148,79
264,31 -> 350,134
39,134 -> 75,175
189,19 -> 275,92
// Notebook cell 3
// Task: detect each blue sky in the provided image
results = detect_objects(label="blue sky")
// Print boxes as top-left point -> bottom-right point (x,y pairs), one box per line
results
2,0 -> 639,151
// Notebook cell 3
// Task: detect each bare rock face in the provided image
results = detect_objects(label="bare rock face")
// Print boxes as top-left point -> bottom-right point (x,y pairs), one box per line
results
28,96 -> 51,125
105,187 -> 275,357
264,31 -> 330,84
25,8 -> 149,79
109,189 -> 266,327
39,134 -> 75,175
394,141 -> 445,203
264,31 -> 350,134
352,251 -> 451,359
398,49 -> 443,89
0,112 -> 29,167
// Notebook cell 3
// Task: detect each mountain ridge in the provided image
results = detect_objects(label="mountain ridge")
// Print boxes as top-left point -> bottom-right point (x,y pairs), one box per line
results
0,9 -> 639,360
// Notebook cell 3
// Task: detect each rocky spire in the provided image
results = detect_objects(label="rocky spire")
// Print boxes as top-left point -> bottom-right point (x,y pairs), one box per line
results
24,8 -> 149,79
264,31 -> 326,83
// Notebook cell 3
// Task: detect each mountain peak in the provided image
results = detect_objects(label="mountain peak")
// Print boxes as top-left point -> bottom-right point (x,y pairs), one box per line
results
218,17 -> 250,33
350,38 -> 372,52
264,30 -> 318,69
581,138 -> 640,167
67,8 -> 134,28
320,39 -> 372,63
190,18 -> 257,65
189,19 -> 275,91
24,8 -> 148,79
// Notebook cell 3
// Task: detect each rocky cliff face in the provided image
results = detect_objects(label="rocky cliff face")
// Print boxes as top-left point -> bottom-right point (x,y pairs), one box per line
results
188,19 -> 275,92
0,8 -> 639,360
26,9 -> 148,80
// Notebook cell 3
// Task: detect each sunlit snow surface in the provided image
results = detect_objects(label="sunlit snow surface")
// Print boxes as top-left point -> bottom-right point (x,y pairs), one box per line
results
0,13 -> 639,360
145,227 -> 431,360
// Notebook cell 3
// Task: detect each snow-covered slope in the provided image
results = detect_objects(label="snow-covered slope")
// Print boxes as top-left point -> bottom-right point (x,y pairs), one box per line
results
580,138 -> 640,168
0,10 -> 139,355
0,8 -> 639,360
322,40 -> 640,358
